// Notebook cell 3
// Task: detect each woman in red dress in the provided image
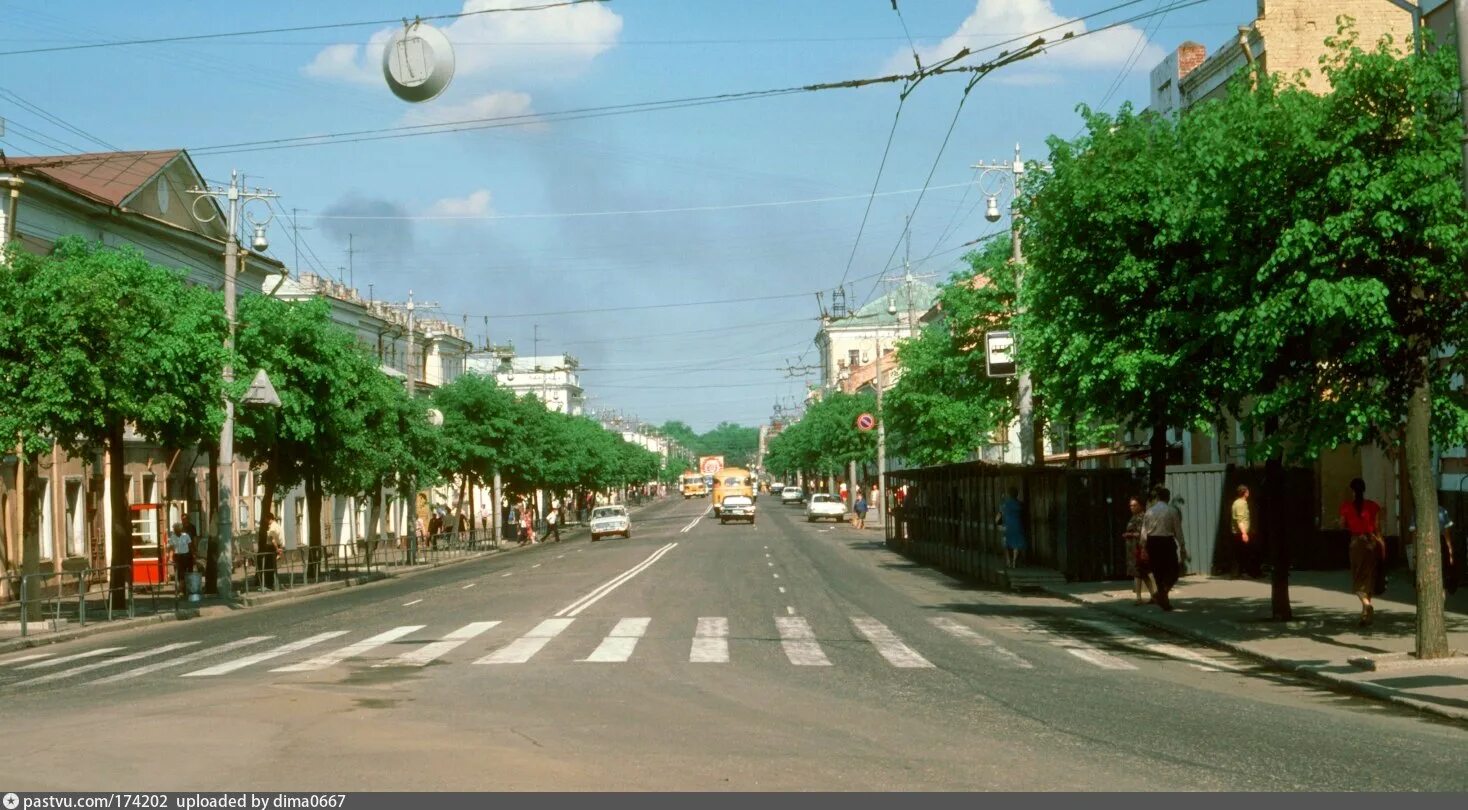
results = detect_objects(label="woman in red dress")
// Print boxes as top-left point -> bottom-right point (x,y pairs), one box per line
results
1338,478 -> 1383,627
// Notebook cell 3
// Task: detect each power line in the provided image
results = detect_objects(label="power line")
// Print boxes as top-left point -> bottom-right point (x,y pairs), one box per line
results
0,0 -> 610,58
0,87 -> 118,151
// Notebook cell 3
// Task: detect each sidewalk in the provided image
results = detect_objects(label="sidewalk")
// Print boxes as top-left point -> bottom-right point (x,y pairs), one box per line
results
1042,569 -> 1468,722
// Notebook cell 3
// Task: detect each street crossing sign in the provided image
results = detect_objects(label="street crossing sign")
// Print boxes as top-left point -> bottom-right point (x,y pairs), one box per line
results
985,331 -> 1016,378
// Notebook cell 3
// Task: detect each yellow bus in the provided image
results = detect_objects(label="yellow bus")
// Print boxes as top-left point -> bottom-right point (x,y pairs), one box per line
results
711,467 -> 755,515
680,472 -> 708,499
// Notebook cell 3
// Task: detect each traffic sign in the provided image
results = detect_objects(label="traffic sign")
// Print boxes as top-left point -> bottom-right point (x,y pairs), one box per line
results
856,413 -> 876,431
985,330 -> 1016,377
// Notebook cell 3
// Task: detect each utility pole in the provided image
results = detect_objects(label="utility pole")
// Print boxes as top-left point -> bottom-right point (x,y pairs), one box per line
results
346,233 -> 356,290
187,171 -> 277,599
874,337 -> 886,529
976,144 -> 1045,466
406,291 -> 416,397
289,208 -> 310,275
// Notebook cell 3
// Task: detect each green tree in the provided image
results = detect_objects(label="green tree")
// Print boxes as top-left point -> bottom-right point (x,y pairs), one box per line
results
434,372 -> 521,519
698,421 -> 760,467
886,238 -> 1019,466
0,238 -> 228,608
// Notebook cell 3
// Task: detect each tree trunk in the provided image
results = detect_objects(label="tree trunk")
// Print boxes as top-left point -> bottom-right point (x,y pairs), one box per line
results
1148,420 -> 1168,487
1406,363 -> 1449,658
19,449 -> 43,621
204,441 -> 220,595
1263,421 -> 1292,621
1067,415 -> 1079,468
107,418 -> 131,611
305,472 -> 324,578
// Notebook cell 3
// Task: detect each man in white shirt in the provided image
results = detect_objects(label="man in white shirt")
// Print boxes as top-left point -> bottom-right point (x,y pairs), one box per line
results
169,523 -> 194,593
1140,486 -> 1187,612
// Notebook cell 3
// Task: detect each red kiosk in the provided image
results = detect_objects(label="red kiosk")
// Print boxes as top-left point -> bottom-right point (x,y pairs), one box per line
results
129,503 -> 165,585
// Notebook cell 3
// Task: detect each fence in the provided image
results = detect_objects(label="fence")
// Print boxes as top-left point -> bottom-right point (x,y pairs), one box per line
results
884,462 -> 1140,584
4,565 -> 159,638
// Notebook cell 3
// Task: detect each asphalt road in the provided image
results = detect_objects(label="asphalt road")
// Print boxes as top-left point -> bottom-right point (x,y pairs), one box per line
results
1,495 -> 1464,791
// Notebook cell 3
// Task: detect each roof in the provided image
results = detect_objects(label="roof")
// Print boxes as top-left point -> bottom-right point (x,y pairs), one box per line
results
5,150 -> 182,208
829,280 -> 941,328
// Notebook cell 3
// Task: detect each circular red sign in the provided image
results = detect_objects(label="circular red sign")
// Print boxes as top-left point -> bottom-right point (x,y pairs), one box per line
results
856,413 -> 875,431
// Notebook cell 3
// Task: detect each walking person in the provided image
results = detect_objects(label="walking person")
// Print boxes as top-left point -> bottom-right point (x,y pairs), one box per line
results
1141,485 -> 1187,612
168,522 -> 194,595
853,490 -> 868,530
1122,495 -> 1156,605
545,503 -> 562,543
1231,485 -> 1262,579
1340,478 -> 1384,626
521,501 -> 536,545
1408,504 -> 1458,596
996,487 -> 1027,568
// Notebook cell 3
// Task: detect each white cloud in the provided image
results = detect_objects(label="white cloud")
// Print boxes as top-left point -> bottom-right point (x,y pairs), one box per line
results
426,189 -> 494,218
302,0 -> 623,85
887,0 -> 1164,75
397,90 -> 540,129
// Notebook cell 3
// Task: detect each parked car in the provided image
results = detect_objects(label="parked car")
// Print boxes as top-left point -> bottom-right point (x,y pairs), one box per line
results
589,505 -> 631,541
718,495 -> 756,525
781,487 -> 805,505
805,493 -> 847,523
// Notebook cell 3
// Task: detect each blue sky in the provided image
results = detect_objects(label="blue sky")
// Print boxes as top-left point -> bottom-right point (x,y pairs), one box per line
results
0,0 -> 1259,431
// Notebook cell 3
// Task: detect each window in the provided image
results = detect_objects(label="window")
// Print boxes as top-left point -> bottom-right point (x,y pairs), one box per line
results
64,479 -> 85,558
39,478 -> 53,561
848,349 -> 861,369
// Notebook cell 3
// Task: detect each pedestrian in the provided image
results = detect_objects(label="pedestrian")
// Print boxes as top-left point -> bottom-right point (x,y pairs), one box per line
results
168,522 -> 194,594
259,510 -> 282,590
1141,485 -> 1187,612
479,504 -> 491,534
427,510 -> 443,548
1339,478 -> 1384,627
1122,495 -> 1156,605
1231,485 -> 1262,579
522,502 -> 536,544
853,491 -> 868,530
546,504 -> 561,542
996,487 -> 1027,568
1408,504 -> 1458,596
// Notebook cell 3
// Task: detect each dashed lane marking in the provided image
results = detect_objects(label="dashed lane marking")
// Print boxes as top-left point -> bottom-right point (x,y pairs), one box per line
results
462,583 -> 476,590
403,599 -> 424,606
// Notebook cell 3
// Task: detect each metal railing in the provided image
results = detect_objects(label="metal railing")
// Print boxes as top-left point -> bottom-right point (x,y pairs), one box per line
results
236,531 -> 497,595
9,565 -> 139,638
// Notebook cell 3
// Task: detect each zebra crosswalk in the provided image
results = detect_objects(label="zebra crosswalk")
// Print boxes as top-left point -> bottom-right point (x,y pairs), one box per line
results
0,612 -> 1249,689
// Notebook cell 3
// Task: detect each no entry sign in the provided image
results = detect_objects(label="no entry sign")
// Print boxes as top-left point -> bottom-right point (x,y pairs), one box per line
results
856,413 -> 876,431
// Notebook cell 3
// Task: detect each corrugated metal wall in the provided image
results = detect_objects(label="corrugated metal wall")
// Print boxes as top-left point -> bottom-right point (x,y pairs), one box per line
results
1166,464 -> 1227,576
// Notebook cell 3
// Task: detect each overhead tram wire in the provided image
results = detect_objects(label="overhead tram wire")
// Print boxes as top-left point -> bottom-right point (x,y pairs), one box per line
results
0,0 -> 610,58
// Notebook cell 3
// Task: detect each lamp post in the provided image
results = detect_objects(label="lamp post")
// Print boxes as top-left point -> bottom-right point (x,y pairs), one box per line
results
975,144 -> 1046,466
187,171 -> 276,599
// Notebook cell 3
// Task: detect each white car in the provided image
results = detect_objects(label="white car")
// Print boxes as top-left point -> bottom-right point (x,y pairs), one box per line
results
589,505 -> 631,541
770,482 -> 786,495
719,495 -> 756,524
781,487 -> 805,505
805,493 -> 847,523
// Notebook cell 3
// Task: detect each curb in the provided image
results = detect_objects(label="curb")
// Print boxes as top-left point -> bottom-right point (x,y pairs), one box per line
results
0,547 -> 504,656
1041,585 -> 1468,724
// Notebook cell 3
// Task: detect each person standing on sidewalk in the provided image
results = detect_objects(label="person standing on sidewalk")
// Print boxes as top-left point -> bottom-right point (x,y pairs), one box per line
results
853,491 -> 868,530
1231,485 -> 1262,579
168,523 -> 194,594
1408,504 -> 1457,596
545,503 -> 561,543
997,487 -> 1027,569
1123,495 -> 1156,605
1141,486 -> 1186,612
1338,478 -> 1383,627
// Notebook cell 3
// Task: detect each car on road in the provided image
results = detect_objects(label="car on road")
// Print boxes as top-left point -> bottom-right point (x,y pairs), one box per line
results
805,493 -> 847,523
770,482 -> 786,495
780,486 -> 805,505
589,505 -> 631,541
718,495 -> 756,524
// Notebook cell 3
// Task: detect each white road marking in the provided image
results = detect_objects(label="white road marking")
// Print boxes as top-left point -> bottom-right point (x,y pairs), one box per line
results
532,563 -> 541,569
690,617 -> 729,663
778,586 -> 786,594
90,637 -> 273,684
991,618 -> 1137,671
776,616 -> 831,666
380,621 -> 500,667
773,573 -> 780,579
402,599 -> 423,606
929,617 -> 1033,669
475,618 -> 574,664
1077,619 -> 1241,672
501,572 -> 514,577
554,543 -> 678,618
183,632 -> 348,677
582,617 -> 650,663
851,617 -> 934,669
557,555 -> 565,560
462,583 -> 476,590
785,606 -> 795,615
680,508 -> 711,534
1,652 -> 56,666
18,648 -> 124,670
273,626 -> 425,672
14,643 -> 200,686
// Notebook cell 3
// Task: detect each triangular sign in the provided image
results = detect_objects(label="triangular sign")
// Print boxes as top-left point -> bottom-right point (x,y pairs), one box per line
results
243,368 -> 281,406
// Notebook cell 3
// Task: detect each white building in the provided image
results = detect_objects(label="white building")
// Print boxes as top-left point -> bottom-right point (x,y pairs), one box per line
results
467,353 -> 586,415
815,279 -> 939,391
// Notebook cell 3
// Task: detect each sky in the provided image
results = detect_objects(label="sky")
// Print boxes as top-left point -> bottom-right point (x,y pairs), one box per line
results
0,0 -> 1260,431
